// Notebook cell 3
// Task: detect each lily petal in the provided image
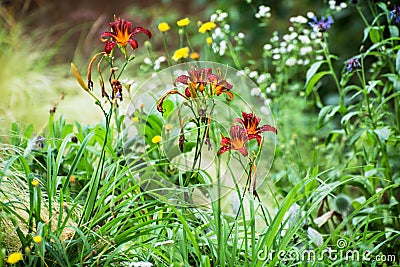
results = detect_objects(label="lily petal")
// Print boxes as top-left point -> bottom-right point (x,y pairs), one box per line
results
132,26 -> 152,38
260,124 -> 278,134
175,75 -> 191,85
217,145 -> 231,155
128,39 -> 138,49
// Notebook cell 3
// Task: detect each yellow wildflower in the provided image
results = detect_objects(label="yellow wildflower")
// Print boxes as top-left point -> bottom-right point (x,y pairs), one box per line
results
31,179 -> 39,187
206,37 -> 213,45
177,18 -> 190,27
190,52 -> 200,60
199,22 -> 217,33
33,235 -> 43,243
152,135 -> 162,144
172,47 -> 189,61
6,252 -> 23,264
133,117 -> 139,123
158,22 -> 170,32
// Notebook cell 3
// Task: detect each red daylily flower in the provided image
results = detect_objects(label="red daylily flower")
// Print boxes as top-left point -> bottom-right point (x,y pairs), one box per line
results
218,125 -> 249,157
175,67 -> 233,99
100,17 -> 151,54
175,67 -> 213,97
235,112 -> 277,145
207,68 -> 234,100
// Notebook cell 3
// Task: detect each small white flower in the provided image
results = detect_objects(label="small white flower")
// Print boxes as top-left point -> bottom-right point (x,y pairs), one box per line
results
257,73 -> 270,83
270,82 -> 277,91
249,71 -> 258,78
144,57 -> 152,65
286,57 -> 296,66
250,87 -> 261,96
212,27 -> 224,39
298,35 -> 311,44
255,5 -> 271,19
287,44 -> 295,52
219,40 -> 227,56
263,44 -> 272,51
223,24 -> 230,32
300,46 -> 312,55
307,11 -> 315,19
270,35 -> 279,42
210,14 -> 218,22
272,54 -> 281,60
218,12 -> 228,21
297,59 -> 304,65
237,32 -> 245,39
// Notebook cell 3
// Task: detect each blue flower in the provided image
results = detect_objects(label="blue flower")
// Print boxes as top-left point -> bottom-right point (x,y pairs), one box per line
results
309,16 -> 334,32
345,57 -> 361,72
390,5 -> 400,24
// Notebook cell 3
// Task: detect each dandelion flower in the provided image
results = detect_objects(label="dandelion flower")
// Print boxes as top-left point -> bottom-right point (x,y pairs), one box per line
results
158,22 -> 170,32
199,22 -> 217,33
33,235 -> 43,243
190,52 -> 200,60
177,18 -> 190,27
206,37 -> 213,45
152,136 -> 162,144
31,179 -> 39,187
6,252 -> 23,264
171,47 -> 189,61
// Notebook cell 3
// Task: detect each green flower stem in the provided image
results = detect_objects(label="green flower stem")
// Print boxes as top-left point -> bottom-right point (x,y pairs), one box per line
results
184,29 -> 194,52
356,5 -> 370,27
162,33 -> 172,66
226,37 -> 241,70
322,36 -> 344,110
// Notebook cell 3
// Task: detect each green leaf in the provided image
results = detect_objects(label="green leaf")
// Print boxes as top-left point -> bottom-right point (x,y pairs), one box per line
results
374,127 -> 391,143
305,61 -> 325,86
161,99 -> 175,119
369,26 -> 383,43
305,71 -> 330,96
389,25 -> 399,38
341,111 -> 361,125
318,105 -> 340,128
349,128 -> 366,146
396,50 -> 400,73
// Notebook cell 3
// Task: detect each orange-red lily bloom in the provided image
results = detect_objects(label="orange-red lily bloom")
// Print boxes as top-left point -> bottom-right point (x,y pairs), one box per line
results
207,68 -> 234,100
100,17 -> 151,54
235,112 -> 277,145
218,125 -> 249,157
175,67 -> 213,97
175,67 -> 233,99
